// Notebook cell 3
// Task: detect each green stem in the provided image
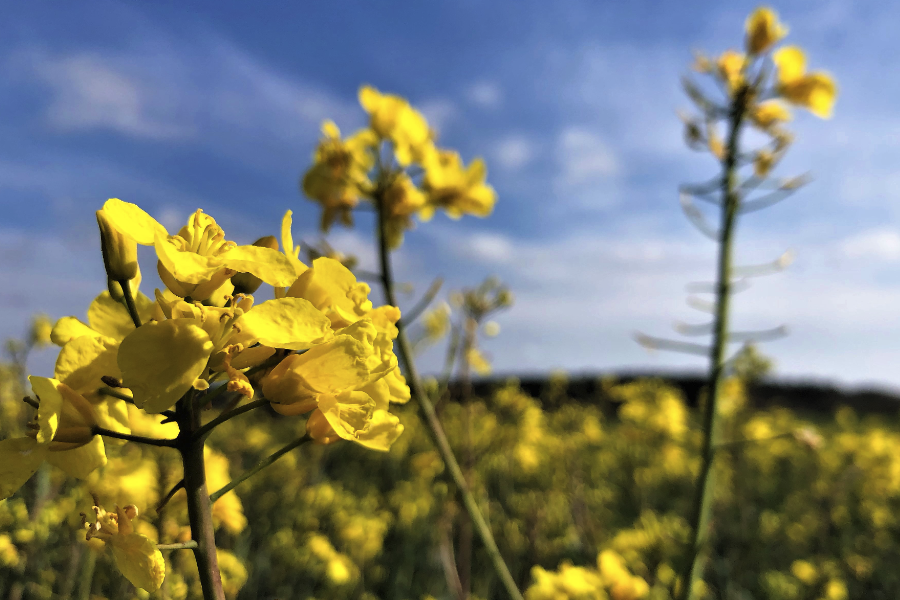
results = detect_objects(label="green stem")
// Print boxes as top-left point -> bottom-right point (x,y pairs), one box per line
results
375,192 -> 524,600
93,426 -> 178,448
194,398 -> 268,442
209,435 -> 311,503
119,280 -> 142,328
678,87 -> 749,600
158,541 -> 199,551
179,403 -> 225,600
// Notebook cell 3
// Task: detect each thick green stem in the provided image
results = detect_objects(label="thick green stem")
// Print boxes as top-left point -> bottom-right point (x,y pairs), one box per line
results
179,403 -> 225,600
375,193 -> 524,600
678,87 -> 749,600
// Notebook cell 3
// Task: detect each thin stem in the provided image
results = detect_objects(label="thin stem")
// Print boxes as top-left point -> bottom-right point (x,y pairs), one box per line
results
22,396 -> 39,409
209,435 -> 311,503
400,276 -> 444,328
92,426 -> 178,448
158,541 -> 198,551
99,387 -> 134,402
194,398 -> 268,442
677,84 -> 749,600
156,479 -> 185,513
374,190 -> 524,600
119,280 -> 142,328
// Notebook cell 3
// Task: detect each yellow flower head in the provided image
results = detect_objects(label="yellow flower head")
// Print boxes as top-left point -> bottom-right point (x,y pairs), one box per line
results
745,7 -> 788,55
287,257 -> 374,329
753,149 -> 776,177
81,503 -> 165,592
717,50 -> 746,93
100,199 -> 296,302
421,149 -> 496,221
751,100 -> 793,129
358,85 -> 434,166
302,121 -> 377,232
773,46 -> 838,118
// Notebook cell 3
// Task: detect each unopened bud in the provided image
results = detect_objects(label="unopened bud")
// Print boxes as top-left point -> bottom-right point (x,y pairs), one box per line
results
97,210 -> 138,282
232,235 -> 279,295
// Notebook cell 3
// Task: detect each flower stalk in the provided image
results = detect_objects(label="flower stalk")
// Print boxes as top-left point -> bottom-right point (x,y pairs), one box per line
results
678,84 -> 749,600
374,188 -> 524,600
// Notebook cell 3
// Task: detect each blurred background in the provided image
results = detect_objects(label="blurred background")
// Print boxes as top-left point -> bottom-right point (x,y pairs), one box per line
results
1,0 -> 897,386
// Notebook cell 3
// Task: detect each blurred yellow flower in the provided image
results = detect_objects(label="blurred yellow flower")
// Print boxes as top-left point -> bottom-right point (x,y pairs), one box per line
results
745,7 -> 788,55
302,121 -> 377,232
751,100 -> 792,128
717,50 -> 746,93
421,149 -> 496,221
358,85 -> 433,166
773,46 -> 837,118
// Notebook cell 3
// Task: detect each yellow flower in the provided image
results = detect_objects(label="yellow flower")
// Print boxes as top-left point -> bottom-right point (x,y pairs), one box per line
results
381,173 -> 429,249
302,121 -> 377,232
773,46 -> 838,118
287,257 -> 374,329
745,7 -> 788,55
421,149 -> 496,221
119,294 -> 332,413
101,198 -> 296,302
466,348 -> 492,376
717,50 -> 746,93
751,100 -> 792,129
0,377 -> 106,500
358,85 -> 434,166
262,320 -> 404,451
81,503 -> 165,592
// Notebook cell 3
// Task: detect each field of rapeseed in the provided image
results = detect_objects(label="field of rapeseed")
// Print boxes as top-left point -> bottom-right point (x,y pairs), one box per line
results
1,6 -> 885,600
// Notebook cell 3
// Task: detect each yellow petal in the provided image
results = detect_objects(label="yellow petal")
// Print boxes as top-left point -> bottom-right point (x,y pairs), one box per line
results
222,245 -> 297,288
50,316 -> 100,346
318,390 -> 376,440
101,198 -> 168,246
353,409 -> 404,451
773,46 -> 806,84
237,298 -> 333,351
46,435 -> 106,479
54,335 -> 120,397
155,233 -> 223,285
0,438 -> 48,500
745,7 -> 788,55
29,376 -> 64,444
110,532 -> 166,592
118,319 -> 214,413
87,291 -> 154,341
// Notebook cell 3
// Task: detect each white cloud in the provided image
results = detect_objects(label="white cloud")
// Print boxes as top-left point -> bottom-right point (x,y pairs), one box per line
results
493,135 -> 536,171
557,127 -> 619,183
467,81 -> 502,109
30,53 -> 189,139
838,228 -> 900,261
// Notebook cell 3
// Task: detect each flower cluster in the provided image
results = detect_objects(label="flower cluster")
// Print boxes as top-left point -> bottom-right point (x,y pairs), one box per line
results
302,86 -> 497,248
685,6 -> 837,178
0,198 -> 411,590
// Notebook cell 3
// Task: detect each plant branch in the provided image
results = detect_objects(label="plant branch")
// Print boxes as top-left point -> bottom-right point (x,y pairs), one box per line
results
119,280 -> 142,329
92,426 -> 177,448
400,276 -> 444,328
194,398 -> 268,442
156,478 -> 185,514
158,541 -> 198,551
209,434 -> 312,503
374,189 -> 524,600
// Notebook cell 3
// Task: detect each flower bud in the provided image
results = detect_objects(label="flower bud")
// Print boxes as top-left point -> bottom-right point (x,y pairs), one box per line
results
97,209 -> 138,282
231,236 -> 279,295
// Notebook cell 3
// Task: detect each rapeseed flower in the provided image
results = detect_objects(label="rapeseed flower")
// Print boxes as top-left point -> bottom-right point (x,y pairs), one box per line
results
773,46 -> 837,118
745,7 -> 788,55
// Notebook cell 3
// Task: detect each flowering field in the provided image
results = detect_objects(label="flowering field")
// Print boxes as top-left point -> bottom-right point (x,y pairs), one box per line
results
1,6 -> 886,600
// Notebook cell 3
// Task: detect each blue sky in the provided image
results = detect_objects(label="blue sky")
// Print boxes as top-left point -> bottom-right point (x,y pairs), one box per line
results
3,0 -> 900,390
